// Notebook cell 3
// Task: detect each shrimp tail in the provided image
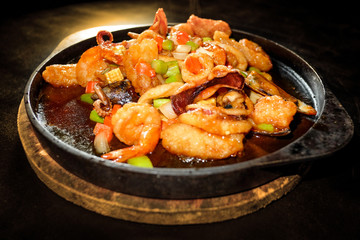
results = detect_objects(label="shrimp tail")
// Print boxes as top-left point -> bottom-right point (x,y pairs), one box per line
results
101,146 -> 142,162
149,8 -> 168,37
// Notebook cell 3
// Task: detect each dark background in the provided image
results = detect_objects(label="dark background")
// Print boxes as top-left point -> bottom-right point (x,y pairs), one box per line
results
1,0 -> 359,239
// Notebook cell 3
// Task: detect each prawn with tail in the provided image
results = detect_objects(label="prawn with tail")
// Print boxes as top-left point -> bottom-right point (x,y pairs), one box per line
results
213,31 -> 272,72
101,103 -> 161,162
42,30 -> 126,87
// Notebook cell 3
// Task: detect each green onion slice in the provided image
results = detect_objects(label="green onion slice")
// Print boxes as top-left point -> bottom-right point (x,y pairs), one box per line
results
127,156 -> 153,168
90,109 -> 104,123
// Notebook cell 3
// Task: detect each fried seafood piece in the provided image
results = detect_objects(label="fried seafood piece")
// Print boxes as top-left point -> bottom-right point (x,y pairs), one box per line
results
245,70 -> 317,115
178,106 -> 252,135
161,123 -> 245,159
138,82 -> 184,104
42,31 -> 125,88
101,103 -> 162,162
181,52 -> 214,86
42,64 -> 78,87
187,14 -> 231,38
124,38 -> 161,95
250,95 -> 297,130
238,39 -> 273,72
213,31 -> 272,72
202,41 -> 227,66
149,8 -> 168,37
170,23 -> 194,36
211,42 -> 248,71
77,31 -> 126,87
76,46 -> 109,87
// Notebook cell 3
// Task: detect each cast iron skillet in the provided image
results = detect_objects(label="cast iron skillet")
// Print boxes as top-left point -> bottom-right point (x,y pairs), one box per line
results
24,25 -> 354,199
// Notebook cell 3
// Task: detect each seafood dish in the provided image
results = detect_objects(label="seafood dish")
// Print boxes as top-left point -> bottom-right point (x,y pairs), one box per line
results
37,8 -> 317,168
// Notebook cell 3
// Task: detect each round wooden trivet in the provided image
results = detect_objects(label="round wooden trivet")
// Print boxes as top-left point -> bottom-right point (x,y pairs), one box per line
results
17,99 -> 301,225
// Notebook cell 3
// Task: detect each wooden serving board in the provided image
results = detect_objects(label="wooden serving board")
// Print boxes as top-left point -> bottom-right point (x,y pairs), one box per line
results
18,99 -> 301,225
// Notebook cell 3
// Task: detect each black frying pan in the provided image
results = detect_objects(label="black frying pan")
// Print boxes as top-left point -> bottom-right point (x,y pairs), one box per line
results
24,25 -> 354,199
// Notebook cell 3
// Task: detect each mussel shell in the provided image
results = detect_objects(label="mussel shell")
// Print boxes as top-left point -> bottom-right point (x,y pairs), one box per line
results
91,80 -> 139,105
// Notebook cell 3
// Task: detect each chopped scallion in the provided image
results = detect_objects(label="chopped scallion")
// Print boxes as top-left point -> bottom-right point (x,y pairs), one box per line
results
165,73 -> 182,83
202,37 -> 212,42
80,93 -> 94,104
186,40 -> 199,51
151,59 -> 168,75
127,156 -> 153,168
153,98 -> 171,108
257,123 -> 274,132
90,110 -> 104,123
165,61 -> 180,77
162,39 -> 174,51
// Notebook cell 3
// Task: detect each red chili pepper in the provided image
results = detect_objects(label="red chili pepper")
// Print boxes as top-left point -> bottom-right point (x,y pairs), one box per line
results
85,81 -> 100,93
103,104 -> 121,129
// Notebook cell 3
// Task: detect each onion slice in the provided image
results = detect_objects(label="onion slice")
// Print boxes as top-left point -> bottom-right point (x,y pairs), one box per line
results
175,44 -> 192,53
172,52 -> 188,60
159,101 -> 178,119
94,131 -> 110,154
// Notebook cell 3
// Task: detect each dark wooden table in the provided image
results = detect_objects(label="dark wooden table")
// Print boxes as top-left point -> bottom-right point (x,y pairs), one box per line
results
1,0 -> 359,239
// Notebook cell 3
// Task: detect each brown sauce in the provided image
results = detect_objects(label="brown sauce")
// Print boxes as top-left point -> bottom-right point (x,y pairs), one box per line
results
37,83 -> 315,168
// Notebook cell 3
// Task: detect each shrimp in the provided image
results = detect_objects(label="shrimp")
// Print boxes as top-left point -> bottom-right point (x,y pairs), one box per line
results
207,65 -> 233,81
42,31 -> 125,88
76,46 -> 109,87
149,8 -> 168,37
213,30 -> 242,48
250,95 -> 297,130
238,39 -> 273,72
179,106 -> 253,135
161,123 -> 245,159
212,42 -> 248,71
76,31 -> 126,87
213,31 -> 272,71
124,38 -> 161,95
181,52 -> 214,86
101,103 -> 162,162
138,82 -> 184,104
42,64 -> 78,87
170,23 -> 194,36
187,14 -> 231,38
138,30 -> 162,43
202,41 -> 227,66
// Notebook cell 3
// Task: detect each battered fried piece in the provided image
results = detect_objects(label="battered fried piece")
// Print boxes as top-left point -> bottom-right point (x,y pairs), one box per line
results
238,39 -> 273,72
212,42 -> 248,71
42,64 -> 78,87
179,107 -> 252,135
138,82 -> 184,104
251,95 -> 297,129
187,14 -> 231,38
149,8 -> 168,37
161,123 -> 245,159
124,38 -> 161,94
213,31 -> 272,72
101,103 -> 161,162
